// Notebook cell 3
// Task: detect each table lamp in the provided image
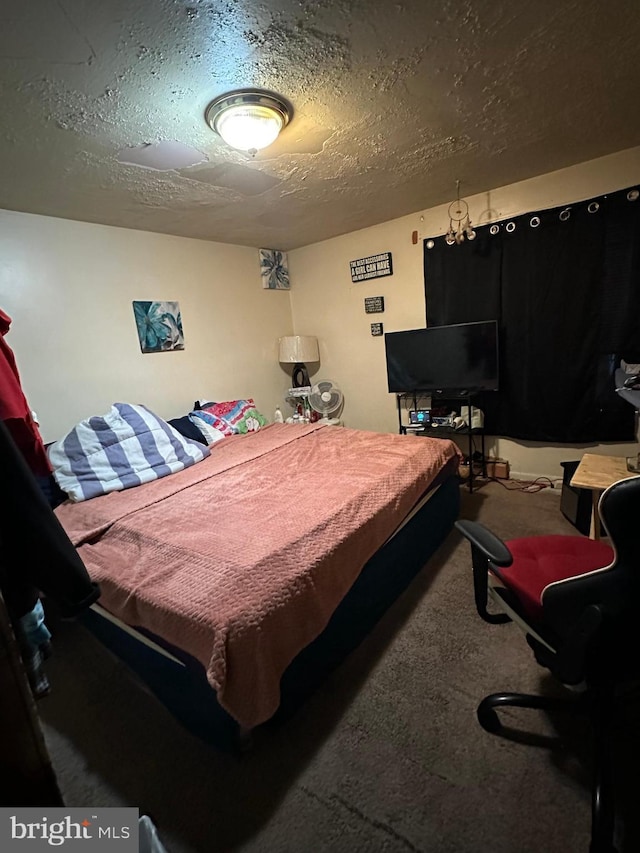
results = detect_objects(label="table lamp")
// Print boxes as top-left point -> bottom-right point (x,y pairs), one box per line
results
278,335 -> 319,387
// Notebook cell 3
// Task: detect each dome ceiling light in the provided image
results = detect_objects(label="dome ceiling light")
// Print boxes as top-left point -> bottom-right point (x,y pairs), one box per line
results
205,90 -> 291,156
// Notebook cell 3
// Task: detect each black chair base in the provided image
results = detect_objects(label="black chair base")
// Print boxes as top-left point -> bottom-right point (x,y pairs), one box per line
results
477,690 -> 618,853
477,690 -> 587,734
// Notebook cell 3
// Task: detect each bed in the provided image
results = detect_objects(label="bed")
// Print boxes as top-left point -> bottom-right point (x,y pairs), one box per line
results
50,408 -> 461,751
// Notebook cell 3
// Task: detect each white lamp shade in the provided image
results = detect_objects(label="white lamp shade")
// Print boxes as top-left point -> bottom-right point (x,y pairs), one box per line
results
278,335 -> 319,364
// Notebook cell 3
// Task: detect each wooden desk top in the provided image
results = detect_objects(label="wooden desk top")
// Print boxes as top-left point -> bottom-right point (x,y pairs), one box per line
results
570,453 -> 639,491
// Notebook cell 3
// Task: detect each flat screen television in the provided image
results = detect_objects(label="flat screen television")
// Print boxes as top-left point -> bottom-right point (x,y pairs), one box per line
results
384,320 -> 499,393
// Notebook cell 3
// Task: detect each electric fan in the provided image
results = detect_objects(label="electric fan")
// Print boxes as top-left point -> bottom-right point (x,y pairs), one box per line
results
308,380 -> 344,425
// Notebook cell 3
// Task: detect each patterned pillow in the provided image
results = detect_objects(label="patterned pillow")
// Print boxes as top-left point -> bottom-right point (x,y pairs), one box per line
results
199,399 -> 268,434
190,409 -> 235,437
188,413 -> 227,444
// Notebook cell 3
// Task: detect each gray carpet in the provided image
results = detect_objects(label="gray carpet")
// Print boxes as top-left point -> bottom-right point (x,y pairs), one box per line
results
39,482 -> 640,852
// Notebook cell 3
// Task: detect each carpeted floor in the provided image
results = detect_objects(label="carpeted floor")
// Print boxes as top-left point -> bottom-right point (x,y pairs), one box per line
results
39,481 -> 640,852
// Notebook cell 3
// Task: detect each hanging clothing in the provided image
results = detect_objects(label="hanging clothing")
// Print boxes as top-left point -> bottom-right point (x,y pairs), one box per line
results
16,599 -> 53,698
0,418 -> 99,697
0,418 -> 100,620
19,598 -> 52,648
0,313 -> 98,696
0,309 -> 50,476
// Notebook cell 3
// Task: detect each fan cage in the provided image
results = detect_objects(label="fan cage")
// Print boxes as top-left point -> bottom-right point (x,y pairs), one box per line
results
308,381 -> 343,415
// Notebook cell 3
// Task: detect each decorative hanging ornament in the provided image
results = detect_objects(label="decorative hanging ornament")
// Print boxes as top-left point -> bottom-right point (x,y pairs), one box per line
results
445,180 -> 476,245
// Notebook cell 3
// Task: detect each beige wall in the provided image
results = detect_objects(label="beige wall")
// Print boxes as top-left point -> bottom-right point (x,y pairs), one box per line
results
289,146 -> 640,479
3,147 -> 640,476
0,210 -> 293,442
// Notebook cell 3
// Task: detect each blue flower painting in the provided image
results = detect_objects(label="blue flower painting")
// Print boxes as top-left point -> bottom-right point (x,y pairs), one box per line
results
133,301 -> 185,353
260,248 -> 290,290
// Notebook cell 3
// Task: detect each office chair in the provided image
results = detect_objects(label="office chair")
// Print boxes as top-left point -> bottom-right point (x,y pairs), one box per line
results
456,475 -> 640,853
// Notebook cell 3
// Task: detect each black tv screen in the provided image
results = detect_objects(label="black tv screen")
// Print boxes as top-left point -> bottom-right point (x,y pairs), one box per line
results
384,321 -> 499,393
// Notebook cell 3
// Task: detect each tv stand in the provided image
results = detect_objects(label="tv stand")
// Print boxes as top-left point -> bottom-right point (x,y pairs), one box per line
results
396,391 -> 486,493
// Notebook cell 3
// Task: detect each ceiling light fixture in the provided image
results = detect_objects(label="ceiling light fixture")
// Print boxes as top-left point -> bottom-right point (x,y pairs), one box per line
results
205,90 -> 291,156
445,180 -> 476,245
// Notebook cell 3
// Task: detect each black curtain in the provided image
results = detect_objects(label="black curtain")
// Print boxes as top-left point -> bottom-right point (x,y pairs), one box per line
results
424,187 -> 640,443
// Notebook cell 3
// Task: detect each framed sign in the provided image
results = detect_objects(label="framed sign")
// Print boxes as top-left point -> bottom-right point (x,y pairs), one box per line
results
350,252 -> 393,283
364,296 -> 385,314
371,322 -> 384,336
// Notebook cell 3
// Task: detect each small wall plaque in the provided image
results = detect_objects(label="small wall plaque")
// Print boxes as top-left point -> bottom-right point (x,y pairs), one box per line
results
364,296 -> 385,314
350,252 -> 393,283
371,322 -> 384,336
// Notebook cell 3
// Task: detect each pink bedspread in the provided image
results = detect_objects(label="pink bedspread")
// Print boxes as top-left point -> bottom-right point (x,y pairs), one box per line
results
55,423 -> 460,728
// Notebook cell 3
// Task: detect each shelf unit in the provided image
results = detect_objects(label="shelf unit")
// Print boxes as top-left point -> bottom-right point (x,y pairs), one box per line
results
396,392 -> 486,493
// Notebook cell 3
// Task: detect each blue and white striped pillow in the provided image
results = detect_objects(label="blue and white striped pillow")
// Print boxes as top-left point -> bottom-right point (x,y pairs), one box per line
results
48,403 -> 210,502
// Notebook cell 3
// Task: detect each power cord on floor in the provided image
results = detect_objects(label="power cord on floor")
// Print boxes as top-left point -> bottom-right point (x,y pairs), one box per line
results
465,448 -> 565,493
485,475 -> 563,493
487,477 -> 553,493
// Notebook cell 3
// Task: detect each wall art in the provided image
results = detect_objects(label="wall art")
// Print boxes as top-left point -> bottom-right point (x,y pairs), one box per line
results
260,248 -> 290,290
350,252 -> 393,283
364,296 -> 385,313
133,301 -> 184,353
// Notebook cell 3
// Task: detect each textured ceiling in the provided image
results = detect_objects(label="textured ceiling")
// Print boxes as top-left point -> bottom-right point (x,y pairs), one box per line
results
1,0 -> 640,250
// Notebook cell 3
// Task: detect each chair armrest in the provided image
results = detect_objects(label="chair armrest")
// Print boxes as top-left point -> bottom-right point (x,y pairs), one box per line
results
455,520 -> 513,567
455,520 -> 513,624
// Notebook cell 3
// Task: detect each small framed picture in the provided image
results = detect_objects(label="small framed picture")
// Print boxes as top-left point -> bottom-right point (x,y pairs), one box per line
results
260,248 -> 290,290
133,301 -> 185,353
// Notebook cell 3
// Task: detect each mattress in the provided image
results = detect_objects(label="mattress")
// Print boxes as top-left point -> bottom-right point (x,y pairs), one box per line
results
56,423 -> 461,728
80,474 -> 461,750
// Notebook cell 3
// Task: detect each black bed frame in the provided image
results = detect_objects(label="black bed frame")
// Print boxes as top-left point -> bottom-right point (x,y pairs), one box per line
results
80,474 -> 461,753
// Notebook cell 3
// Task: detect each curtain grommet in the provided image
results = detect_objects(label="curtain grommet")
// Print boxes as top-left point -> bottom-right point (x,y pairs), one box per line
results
587,201 -> 600,213
426,239 -> 435,249
529,216 -> 541,228
559,208 -> 571,221
506,222 -> 516,233
627,189 -> 639,201
489,224 -> 500,235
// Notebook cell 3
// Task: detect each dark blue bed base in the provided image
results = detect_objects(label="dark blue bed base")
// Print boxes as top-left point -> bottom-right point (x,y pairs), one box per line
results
80,474 -> 460,752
